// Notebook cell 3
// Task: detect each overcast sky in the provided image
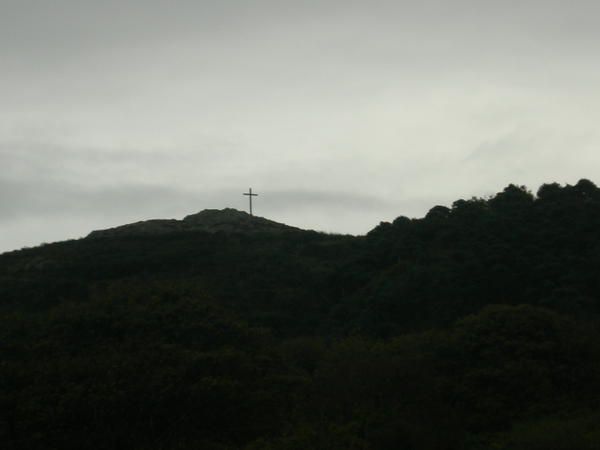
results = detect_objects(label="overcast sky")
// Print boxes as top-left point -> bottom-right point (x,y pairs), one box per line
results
1,0 -> 599,252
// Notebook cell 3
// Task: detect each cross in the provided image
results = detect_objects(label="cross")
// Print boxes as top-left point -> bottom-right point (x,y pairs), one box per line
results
243,187 -> 258,216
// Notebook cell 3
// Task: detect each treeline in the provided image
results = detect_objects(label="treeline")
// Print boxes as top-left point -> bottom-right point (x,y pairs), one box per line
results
2,180 -> 600,449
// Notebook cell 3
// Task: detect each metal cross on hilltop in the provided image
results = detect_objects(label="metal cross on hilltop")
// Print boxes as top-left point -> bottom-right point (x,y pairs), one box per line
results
243,188 -> 258,216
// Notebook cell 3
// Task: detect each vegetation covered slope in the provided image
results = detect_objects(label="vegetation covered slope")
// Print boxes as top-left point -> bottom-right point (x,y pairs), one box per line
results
2,180 -> 600,449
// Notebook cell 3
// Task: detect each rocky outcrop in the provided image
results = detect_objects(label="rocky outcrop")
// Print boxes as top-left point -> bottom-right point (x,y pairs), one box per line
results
87,209 -> 298,238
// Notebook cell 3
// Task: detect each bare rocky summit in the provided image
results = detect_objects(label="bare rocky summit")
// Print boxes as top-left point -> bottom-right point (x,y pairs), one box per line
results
87,208 -> 298,239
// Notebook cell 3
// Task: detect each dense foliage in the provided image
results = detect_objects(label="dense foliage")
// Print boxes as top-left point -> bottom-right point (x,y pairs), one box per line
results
2,180 -> 600,449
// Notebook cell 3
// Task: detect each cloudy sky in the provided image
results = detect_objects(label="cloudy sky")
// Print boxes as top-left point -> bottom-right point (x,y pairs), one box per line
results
1,0 -> 599,252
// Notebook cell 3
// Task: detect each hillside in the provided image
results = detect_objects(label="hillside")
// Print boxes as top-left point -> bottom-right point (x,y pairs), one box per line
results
2,180 -> 600,450
86,208 -> 299,238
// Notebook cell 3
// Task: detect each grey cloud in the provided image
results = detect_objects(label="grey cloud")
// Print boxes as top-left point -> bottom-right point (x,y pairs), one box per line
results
463,129 -> 536,162
0,141 -> 246,224
259,189 -> 392,212
0,140 -> 242,187
0,178 -> 205,222
4,0 -> 600,76
0,0 -> 341,70
0,178 -> 396,243
0,142 -> 168,169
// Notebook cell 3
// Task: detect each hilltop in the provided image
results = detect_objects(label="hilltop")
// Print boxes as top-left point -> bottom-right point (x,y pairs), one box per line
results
2,180 -> 600,450
87,208 -> 300,238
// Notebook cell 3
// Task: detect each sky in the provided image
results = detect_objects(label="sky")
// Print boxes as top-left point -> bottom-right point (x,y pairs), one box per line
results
1,0 -> 600,252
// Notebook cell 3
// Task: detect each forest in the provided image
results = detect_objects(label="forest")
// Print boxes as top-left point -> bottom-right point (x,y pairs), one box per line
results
2,179 -> 600,449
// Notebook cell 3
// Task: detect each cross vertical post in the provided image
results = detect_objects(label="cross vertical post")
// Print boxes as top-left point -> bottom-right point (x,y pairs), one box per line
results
243,188 -> 258,216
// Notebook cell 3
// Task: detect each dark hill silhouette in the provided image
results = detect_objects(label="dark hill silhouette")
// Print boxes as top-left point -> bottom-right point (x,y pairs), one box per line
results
87,208 -> 299,238
2,180 -> 600,450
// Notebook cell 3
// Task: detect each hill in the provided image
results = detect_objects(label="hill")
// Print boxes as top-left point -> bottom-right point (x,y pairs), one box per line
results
2,180 -> 600,450
86,208 -> 299,238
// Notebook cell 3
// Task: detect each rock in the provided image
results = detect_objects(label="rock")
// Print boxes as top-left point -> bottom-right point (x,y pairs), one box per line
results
86,209 -> 297,239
